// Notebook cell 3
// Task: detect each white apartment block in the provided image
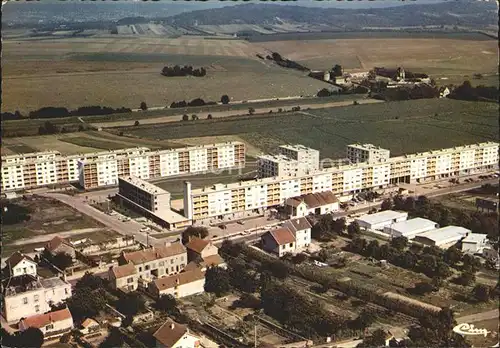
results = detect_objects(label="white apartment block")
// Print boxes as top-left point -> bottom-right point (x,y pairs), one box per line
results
118,176 -> 171,212
2,276 -> 72,323
1,142 -> 245,192
278,144 -> 320,171
347,144 -> 391,164
184,142 -> 499,221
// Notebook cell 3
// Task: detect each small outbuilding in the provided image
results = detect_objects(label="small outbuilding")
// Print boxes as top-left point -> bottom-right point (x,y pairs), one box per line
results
285,191 -> 339,218
461,233 -> 488,254
355,210 -> 408,231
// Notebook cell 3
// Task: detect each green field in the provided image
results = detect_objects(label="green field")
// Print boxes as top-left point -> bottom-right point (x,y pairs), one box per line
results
116,99 -> 499,158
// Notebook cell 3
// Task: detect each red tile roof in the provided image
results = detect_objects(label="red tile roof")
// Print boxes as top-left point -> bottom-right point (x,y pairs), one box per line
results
154,319 -> 199,348
152,269 -> 205,291
185,237 -> 210,254
110,263 -> 137,279
19,308 -> 72,329
45,236 -> 72,253
6,251 -> 35,268
286,191 -> 339,209
283,218 -> 312,233
267,228 -> 296,246
122,243 -> 186,265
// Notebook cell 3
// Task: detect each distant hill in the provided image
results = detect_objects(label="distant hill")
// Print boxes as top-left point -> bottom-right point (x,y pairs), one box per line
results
164,1 -> 498,30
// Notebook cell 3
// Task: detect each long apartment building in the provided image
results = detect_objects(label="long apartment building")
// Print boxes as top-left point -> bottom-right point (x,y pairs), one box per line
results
258,144 -> 320,178
1,142 -> 245,192
347,144 -> 391,164
184,142 -> 499,221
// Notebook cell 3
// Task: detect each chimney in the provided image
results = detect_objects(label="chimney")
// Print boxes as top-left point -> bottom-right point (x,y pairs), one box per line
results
170,323 -> 175,329
176,278 -> 180,285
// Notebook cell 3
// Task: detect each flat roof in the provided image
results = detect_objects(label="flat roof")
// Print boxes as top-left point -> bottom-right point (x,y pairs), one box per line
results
416,226 -> 471,244
119,176 -> 170,195
389,218 -> 437,234
279,144 -> 319,152
257,154 -> 298,163
150,141 -> 244,155
348,144 -> 389,151
356,210 -> 408,225
154,208 -> 191,224
462,233 -> 488,244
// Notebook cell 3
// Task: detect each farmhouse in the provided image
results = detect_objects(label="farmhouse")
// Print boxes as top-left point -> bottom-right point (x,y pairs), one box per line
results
108,263 -> 139,292
383,218 -> 439,239
147,268 -> 205,299
5,252 -> 37,277
355,210 -> 408,231
461,233 -> 489,254
45,236 -> 76,260
283,217 -> 312,250
284,191 -> 339,218
261,227 -> 297,257
413,226 -> 470,248
153,318 -> 202,348
18,307 -> 74,340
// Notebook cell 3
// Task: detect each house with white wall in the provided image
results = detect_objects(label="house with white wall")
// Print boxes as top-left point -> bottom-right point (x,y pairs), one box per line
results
147,268 -> 205,299
18,307 -> 74,339
285,191 -> 339,218
283,217 -> 312,250
461,233 -> 489,254
5,252 -> 37,277
261,227 -> 297,257
153,318 -> 202,348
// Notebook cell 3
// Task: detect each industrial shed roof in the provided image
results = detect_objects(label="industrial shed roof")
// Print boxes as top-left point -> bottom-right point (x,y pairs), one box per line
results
356,210 -> 408,225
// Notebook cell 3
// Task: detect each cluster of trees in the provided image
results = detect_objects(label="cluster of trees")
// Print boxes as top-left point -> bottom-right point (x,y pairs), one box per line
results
317,88 -> 341,97
64,273 -> 109,321
1,201 -> 31,225
181,226 -> 209,245
1,106 -> 133,121
41,249 -> 73,271
373,67 -> 429,80
330,64 -> 343,77
381,84 -> 439,101
161,65 -> 207,77
266,52 -> 309,72
1,327 -> 44,348
381,194 -> 498,248
170,98 -> 217,108
449,80 -> 499,102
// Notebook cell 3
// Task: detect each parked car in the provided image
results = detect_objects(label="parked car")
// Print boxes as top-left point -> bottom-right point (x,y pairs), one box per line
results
237,221 -> 244,225
219,224 -> 227,230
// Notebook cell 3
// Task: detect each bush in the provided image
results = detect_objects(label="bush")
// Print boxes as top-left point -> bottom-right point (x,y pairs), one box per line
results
182,114 -> 189,121
221,95 -> 230,104
134,120 -> 140,126
207,114 -> 212,120
139,102 -> 147,110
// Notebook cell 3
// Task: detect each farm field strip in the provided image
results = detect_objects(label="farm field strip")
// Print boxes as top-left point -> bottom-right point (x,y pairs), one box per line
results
119,99 -> 499,158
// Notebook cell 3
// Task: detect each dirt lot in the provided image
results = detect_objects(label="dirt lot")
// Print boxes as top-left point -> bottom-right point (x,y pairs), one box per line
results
432,184 -> 499,211
1,195 -> 104,251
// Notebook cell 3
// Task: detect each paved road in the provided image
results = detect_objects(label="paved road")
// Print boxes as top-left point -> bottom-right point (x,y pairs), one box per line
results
456,309 -> 499,324
39,192 -> 159,247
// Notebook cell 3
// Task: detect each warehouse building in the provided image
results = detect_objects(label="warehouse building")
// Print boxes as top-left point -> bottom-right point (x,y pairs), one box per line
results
461,233 -> 489,254
383,218 -> 439,239
413,226 -> 471,248
355,210 -> 408,231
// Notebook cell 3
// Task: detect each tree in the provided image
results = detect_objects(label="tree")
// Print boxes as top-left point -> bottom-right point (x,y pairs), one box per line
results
18,327 -> 45,348
317,88 -> 332,98
52,252 -> 73,270
412,281 -> 436,295
332,217 -> 347,234
205,266 -> 231,296
182,114 -> 189,121
347,221 -> 361,238
78,125 -> 85,131
99,327 -> 124,348
348,237 -> 367,254
390,236 -> 408,251
471,284 -> 490,302
76,272 -> 107,290
453,271 -> 475,286
350,309 -> 376,332
134,120 -> 140,126
462,254 -> 481,273
182,226 -> 209,245
116,293 -> 145,316
263,259 -> 289,280
380,198 -> 393,211
66,287 -> 107,321
312,215 -> 334,240
221,95 -> 230,104
331,64 -> 343,77
443,246 -> 463,266
207,114 -> 213,119
248,107 -> 255,115
140,101 -> 148,110
357,328 -> 388,348
191,114 -> 198,120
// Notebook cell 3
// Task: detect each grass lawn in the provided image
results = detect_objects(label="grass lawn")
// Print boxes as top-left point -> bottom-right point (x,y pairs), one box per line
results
119,99 -> 499,158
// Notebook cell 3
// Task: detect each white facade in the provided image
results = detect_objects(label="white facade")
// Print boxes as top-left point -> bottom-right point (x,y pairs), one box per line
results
356,210 -> 409,231
278,144 -> 320,172
19,309 -> 74,339
189,148 -> 208,173
10,259 -> 37,278
129,155 -> 150,179
461,233 -> 488,254
343,168 -> 363,192
410,158 -> 428,180
435,154 -> 452,175
459,150 -> 476,171
245,184 -> 268,210
1,165 -> 25,190
371,163 -> 391,186
258,155 -> 300,178
160,152 -> 180,177
347,144 -> 391,164
3,277 -> 72,323
208,189 -> 232,216
312,173 -> 333,192
95,156 -> 119,187
35,160 -> 57,186
279,179 -> 301,201
217,144 -> 236,169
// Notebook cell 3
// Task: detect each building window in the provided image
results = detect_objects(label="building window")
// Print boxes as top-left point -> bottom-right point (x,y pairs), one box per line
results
34,295 -> 39,302
170,259 -> 174,264
159,261 -> 164,266
65,288 -> 69,295
46,324 -> 54,330
35,305 -> 40,312
23,297 -> 28,304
